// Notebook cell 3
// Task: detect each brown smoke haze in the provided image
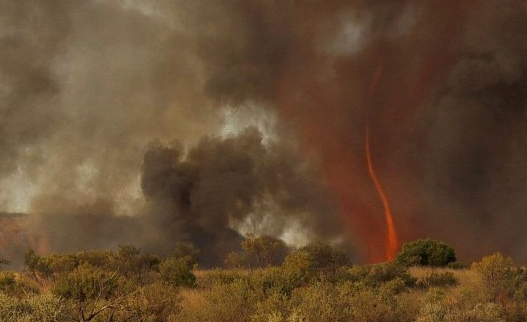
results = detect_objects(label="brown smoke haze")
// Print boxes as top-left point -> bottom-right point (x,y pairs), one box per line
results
1,0 -> 527,265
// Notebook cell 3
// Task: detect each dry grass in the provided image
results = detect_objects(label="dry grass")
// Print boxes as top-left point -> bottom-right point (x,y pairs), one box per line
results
409,266 -> 480,287
179,287 -> 207,309
409,266 -> 487,305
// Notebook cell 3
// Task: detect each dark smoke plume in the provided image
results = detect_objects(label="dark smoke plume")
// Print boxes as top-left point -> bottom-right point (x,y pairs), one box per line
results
26,129 -> 340,266
139,128 -> 340,264
1,0 -> 527,264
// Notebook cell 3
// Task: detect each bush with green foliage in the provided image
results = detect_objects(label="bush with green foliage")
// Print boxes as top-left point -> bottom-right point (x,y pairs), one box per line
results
472,252 -> 513,289
343,262 -> 416,291
395,238 -> 456,267
52,264 -> 120,302
242,234 -> 289,268
24,247 -> 52,278
14,239 -> 527,322
224,234 -> 289,269
0,271 -> 39,297
282,242 -> 349,282
171,242 -> 200,268
159,257 -> 196,288
116,245 -> 160,284
43,254 -> 79,276
52,263 -> 128,322
470,252 -> 527,303
252,281 -> 410,322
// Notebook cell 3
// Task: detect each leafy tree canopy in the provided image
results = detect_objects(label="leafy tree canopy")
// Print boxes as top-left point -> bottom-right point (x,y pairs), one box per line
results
395,238 -> 456,267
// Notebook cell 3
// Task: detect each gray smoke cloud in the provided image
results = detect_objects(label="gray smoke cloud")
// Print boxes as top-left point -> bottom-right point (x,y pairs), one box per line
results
138,128 -> 340,264
1,0 -> 527,264
414,0 -> 527,259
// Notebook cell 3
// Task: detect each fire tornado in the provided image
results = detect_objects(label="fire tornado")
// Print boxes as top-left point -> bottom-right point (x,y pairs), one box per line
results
366,66 -> 399,261
365,127 -> 399,261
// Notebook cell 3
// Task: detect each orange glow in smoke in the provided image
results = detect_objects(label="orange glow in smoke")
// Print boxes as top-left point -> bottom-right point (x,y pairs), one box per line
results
366,65 -> 399,261
275,2 -> 468,262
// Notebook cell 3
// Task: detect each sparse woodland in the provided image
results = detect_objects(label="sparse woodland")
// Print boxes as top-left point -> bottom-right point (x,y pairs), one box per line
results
0,237 -> 526,322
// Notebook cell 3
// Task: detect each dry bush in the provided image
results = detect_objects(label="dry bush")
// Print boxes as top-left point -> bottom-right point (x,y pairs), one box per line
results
0,292 -> 69,322
418,272 -> 459,289
415,288 -> 507,322
178,279 -> 265,322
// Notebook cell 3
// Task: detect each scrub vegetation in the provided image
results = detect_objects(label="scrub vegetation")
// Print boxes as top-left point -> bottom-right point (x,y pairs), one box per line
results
0,237 -> 526,322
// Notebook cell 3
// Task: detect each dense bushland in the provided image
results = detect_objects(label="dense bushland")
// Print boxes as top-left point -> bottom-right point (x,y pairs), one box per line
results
0,238 -> 526,322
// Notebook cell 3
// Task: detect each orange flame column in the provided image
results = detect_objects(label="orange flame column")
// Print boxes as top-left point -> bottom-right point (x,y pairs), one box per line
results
366,66 -> 399,261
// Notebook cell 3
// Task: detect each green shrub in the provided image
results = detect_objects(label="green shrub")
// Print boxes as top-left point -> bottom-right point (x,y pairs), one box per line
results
171,242 -> 200,268
52,263 -> 119,302
75,250 -> 117,271
395,239 -> 456,267
24,248 -> 52,278
281,248 -> 315,285
116,245 -> 160,284
248,266 -> 312,297
472,253 -> 512,286
297,242 -> 349,275
0,271 -> 17,296
290,282 -> 352,322
343,263 -> 416,290
345,285 -> 403,322
43,254 -> 79,276
280,243 -> 349,285
242,234 -> 289,268
472,252 -> 514,300
251,289 -> 291,322
0,271 -> 39,297
51,263 -> 133,321
224,234 -> 289,269
159,257 -> 196,288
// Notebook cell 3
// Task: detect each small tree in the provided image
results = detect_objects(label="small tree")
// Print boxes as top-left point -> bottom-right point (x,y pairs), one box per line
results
472,252 -> 516,301
241,234 -> 289,268
395,238 -> 456,267
116,245 -> 160,283
282,242 -> 349,285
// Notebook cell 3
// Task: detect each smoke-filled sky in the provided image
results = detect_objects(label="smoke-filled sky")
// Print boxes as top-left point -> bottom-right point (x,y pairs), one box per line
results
1,0 -> 527,265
